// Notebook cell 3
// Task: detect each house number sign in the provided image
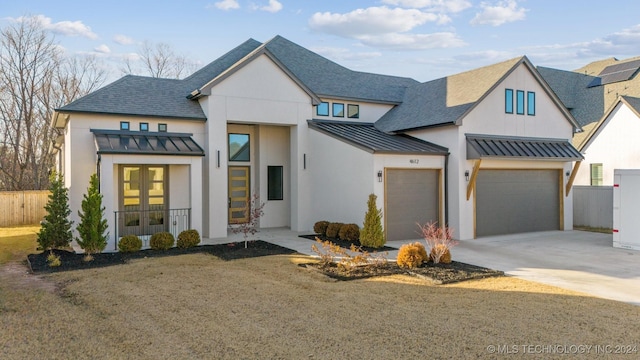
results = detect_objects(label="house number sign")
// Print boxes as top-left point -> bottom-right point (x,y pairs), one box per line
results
410,159 -> 419,164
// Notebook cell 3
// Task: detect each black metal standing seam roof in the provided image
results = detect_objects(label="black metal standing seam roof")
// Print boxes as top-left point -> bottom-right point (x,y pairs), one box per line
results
91,129 -> 205,156
308,120 -> 448,155
466,134 -> 583,160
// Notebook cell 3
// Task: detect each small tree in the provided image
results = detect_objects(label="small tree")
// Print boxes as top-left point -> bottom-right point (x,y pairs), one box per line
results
37,171 -> 73,251
360,194 -> 385,248
76,173 -> 108,260
230,193 -> 265,248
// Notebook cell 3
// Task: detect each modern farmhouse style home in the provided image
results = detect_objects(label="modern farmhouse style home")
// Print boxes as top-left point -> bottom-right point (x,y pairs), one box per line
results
51,36 -> 582,250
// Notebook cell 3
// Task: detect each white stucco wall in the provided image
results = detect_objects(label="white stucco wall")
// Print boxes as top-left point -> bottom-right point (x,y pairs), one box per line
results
59,113 -> 205,250
575,102 -> 640,186
258,125 -> 291,228
202,54 -> 314,237
309,129 -> 446,234
409,64 -> 576,239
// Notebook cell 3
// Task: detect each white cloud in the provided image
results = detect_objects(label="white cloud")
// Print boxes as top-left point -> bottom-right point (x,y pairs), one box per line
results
470,0 -> 527,26
309,6 -> 440,37
113,34 -> 135,45
94,44 -> 111,54
311,46 -> 382,61
454,49 -> 512,62
308,6 -> 464,50
212,0 -> 240,10
260,0 -> 282,13
381,0 -> 472,13
11,15 -> 98,39
358,32 -> 466,49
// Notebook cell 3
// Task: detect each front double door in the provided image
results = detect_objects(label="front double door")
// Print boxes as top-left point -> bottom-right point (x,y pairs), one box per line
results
228,166 -> 250,224
120,165 -> 167,236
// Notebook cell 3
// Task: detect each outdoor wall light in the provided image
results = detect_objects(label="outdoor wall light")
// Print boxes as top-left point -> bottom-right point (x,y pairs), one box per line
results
216,150 -> 220,168
565,170 -> 570,177
377,170 -> 383,182
303,153 -> 307,170
465,170 -> 470,182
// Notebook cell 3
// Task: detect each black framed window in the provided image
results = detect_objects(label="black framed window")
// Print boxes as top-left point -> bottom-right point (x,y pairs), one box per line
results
229,133 -> 250,162
140,122 -> 149,131
347,104 -> 359,118
505,89 -> 514,114
120,121 -> 130,130
158,123 -> 167,132
332,103 -> 344,117
527,91 -> 536,116
516,90 -> 525,115
268,166 -> 283,200
316,102 -> 329,116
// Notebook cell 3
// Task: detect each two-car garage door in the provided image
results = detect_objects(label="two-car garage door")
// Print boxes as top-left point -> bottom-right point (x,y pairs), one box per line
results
475,169 -> 560,237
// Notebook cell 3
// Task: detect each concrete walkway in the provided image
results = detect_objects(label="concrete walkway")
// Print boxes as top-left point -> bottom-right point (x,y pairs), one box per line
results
206,229 -> 640,305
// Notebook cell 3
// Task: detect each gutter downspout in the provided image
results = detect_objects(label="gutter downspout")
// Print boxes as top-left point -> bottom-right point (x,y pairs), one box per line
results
96,154 -> 101,194
444,152 -> 449,227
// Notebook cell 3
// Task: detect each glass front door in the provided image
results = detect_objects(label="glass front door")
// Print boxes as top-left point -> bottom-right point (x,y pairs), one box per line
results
120,165 -> 167,236
228,166 -> 250,224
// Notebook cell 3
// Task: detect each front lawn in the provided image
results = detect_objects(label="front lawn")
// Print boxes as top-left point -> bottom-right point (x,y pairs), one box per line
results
1,251 -> 639,359
0,225 -> 40,264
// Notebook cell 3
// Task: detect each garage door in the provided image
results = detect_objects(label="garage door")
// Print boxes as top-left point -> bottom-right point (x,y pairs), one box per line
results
386,169 -> 440,241
476,170 -> 559,237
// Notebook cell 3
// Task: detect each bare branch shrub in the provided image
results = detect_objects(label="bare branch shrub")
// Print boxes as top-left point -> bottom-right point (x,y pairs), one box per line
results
417,221 -> 457,264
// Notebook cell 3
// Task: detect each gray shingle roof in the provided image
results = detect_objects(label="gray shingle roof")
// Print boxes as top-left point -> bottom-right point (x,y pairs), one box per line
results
466,134 -> 582,160
91,129 -> 204,156
375,57 -> 526,133
308,120 -> 448,155
263,36 -> 418,103
58,76 -> 207,120
538,66 -> 604,127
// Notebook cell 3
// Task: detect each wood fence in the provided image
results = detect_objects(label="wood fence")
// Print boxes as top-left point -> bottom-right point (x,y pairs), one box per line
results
0,190 -> 50,227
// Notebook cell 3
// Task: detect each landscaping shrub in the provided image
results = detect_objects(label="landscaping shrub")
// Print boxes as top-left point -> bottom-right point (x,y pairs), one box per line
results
37,171 -> 73,251
46,252 -> 61,267
313,221 -> 330,236
177,229 -> 201,249
325,222 -> 343,239
397,242 -> 428,269
118,235 -> 142,253
430,244 -> 452,264
360,194 -> 385,248
149,232 -> 175,250
338,223 -> 360,243
76,173 -> 108,257
418,221 -> 457,264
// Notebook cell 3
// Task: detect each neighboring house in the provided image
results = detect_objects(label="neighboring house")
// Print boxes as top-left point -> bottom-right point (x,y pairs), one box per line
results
51,36 -> 582,249
539,57 -> 640,186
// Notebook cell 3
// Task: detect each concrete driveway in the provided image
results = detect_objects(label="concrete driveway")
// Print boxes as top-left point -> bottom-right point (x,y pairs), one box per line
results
448,231 -> 640,305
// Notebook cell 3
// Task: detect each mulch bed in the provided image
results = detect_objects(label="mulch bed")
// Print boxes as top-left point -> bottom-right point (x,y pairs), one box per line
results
27,241 -> 296,274
299,234 -> 396,252
302,261 -> 504,284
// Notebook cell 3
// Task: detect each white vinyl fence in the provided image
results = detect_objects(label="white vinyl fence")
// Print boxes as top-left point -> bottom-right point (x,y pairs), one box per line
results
573,186 -> 613,229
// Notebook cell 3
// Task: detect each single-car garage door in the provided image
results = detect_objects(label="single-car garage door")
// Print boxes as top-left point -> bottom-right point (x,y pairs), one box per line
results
386,169 -> 440,241
476,169 -> 560,237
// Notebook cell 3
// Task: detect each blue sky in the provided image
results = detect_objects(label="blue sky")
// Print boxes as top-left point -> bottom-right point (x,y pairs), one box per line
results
3,0 -> 640,83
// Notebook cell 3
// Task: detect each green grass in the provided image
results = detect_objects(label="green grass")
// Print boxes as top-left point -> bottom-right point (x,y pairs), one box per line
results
0,225 -> 40,264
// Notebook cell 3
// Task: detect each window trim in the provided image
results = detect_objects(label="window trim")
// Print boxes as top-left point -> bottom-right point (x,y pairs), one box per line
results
267,166 -> 284,201
505,89 -> 514,114
140,122 -> 149,131
347,104 -> 359,119
527,91 -> 535,116
120,121 -> 130,131
516,90 -> 525,115
332,103 -> 344,117
316,102 -> 329,116
158,123 -> 167,132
